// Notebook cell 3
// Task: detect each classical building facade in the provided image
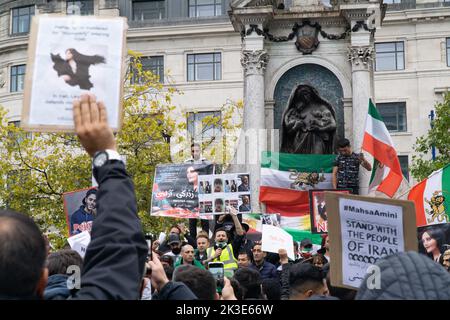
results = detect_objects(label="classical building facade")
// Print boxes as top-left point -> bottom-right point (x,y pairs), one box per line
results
1,0 -> 450,207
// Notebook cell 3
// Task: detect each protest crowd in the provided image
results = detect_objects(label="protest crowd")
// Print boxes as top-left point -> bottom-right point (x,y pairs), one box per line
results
1,94 -> 450,301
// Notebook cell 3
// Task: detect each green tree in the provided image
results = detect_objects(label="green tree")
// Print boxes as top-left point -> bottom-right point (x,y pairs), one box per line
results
0,50 -> 242,248
411,92 -> 450,181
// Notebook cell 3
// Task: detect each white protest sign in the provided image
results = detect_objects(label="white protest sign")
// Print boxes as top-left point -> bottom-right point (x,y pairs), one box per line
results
158,232 -> 166,244
67,230 -> 91,258
327,193 -> 417,290
339,198 -> 404,288
261,224 -> 295,260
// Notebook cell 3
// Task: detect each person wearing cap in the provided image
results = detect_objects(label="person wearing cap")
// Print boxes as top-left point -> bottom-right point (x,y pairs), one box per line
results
250,242 -> 278,280
237,222 -> 254,258
162,233 -> 183,263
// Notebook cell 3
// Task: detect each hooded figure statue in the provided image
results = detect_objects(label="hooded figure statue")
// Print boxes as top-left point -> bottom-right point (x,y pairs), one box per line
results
280,84 -> 337,154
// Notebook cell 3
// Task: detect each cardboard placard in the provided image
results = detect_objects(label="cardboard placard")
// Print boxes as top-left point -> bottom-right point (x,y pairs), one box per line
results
326,192 -> 417,290
22,14 -> 127,132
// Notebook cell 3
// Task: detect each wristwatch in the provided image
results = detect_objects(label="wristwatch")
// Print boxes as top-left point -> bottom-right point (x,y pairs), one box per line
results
93,149 -> 123,169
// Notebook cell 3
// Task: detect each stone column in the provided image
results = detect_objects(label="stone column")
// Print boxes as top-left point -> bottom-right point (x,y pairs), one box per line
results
231,27 -> 268,213
348,45 -> 374,195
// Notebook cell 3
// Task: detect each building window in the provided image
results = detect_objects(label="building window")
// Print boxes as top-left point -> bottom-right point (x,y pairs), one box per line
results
375,42 -> 405,71
132,0 -> 165,20
10,65 -> 26,92
447,38 -> 450,67
377,102 -> 407,132
187,111 -> 221,143
8,121 -> 32,143
189,0 -> 222,17
187,53 -> 221,81
398,155 -> 409,181
67,1 -> 94,15
132,56 -> 164,83
11,6 -> 35,35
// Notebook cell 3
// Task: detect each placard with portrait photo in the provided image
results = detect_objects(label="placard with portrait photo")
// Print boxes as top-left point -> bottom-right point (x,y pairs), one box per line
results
22,15 -> 127,132
63,187 -> 97,236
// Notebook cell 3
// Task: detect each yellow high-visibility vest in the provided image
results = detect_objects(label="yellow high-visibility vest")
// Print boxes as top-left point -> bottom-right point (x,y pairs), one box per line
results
207,245 -> 238,271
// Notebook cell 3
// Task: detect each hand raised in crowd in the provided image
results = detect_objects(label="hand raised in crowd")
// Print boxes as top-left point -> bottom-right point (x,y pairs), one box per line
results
221,277 -> 237,300
73,93 -> 116,157
278,248 -> 289,265
147,253 -> 169,292
227,205 -> 238,216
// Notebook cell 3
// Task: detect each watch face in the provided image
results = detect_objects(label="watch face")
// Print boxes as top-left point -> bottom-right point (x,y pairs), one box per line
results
94,152 -> 108,168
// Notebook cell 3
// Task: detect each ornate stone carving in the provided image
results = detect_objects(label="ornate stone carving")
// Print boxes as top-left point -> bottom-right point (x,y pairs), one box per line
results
241,50 -> 269,75
348,46 -> 374,68
0,70 -> 5,88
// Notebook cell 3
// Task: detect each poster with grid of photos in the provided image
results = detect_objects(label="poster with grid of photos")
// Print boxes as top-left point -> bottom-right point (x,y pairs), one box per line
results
198,173 -> 251,216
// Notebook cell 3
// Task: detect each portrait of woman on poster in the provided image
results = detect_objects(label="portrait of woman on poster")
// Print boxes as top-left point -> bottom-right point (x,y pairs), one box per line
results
51,48 -> 105,90
186,166 -> 199,192
420,227 -> 447,264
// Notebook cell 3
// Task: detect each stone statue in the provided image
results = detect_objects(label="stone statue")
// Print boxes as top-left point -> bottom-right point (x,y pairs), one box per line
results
280,84 -> 337,154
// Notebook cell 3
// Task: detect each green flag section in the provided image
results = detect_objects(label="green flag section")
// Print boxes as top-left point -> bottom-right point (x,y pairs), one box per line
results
284,228 -> 323,245
243,214 -> 323,245
407,164 -> 450,226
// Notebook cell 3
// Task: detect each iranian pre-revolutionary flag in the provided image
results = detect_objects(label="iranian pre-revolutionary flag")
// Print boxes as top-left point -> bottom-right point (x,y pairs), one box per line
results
260,151 -> 335,237
363,99 -> 403,198
407,164 -> 450,227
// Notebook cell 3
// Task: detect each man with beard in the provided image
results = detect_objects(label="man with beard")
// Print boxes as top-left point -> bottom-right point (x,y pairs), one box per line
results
162,234 -> 183,265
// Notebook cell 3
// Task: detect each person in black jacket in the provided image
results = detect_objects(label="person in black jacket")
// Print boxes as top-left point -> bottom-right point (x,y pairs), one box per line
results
0,93 -> 148,300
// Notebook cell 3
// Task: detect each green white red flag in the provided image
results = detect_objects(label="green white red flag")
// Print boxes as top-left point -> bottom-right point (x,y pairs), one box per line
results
363,99 -> 403,198
259,151 -> 335,239
407,164 -> 450,227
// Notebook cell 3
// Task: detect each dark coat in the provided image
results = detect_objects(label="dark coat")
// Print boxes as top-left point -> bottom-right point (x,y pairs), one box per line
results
44,274 -> 72,300
356,251 -> 450,300
152,282 -> 198,300
70,161 -> 148,300
250,261 -> 279,281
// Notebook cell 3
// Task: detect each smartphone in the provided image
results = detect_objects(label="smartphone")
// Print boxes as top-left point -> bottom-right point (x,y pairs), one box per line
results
145,233 -> 152,261
208,262 -> 224,293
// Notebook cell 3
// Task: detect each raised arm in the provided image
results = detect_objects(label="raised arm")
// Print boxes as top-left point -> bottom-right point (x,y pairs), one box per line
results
71,94 -> 147,300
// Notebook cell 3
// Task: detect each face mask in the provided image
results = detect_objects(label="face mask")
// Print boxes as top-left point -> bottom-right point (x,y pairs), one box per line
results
216,241 -> 227,249
172,247 -> 181,255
